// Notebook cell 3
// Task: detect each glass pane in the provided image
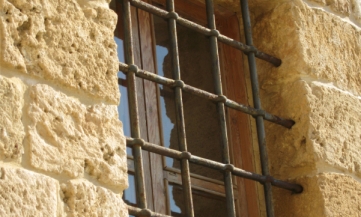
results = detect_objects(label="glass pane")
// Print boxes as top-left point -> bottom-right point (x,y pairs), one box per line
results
154,16 -> 179,167
178,22 -> 223,179
168,184 -> 227,217
124,174 -> 137,206
183,91 -> 223,181
116,40 -> 132,156
153,15 -> 223,181
168,185 -> 182,216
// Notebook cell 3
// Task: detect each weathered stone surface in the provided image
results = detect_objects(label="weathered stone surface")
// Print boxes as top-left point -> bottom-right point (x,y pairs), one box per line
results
274,173 -> 361,217
251,0 -> 361,215
0,0 -> 119,103
253,0 -> 361,95
306,0 -> 361,24
251,0 -> 361,178
26,84 -> 127,189
249,0 -> 361,25
0,166 -> 59,217
0,75 -> 25,162
320,173 -> 361,216
61,179 -> 128,217
307,0 -> 351,15
326,0 -> 352,15
353,0 -> 361,23
249,0 -> 289,17
262,80 -> 361,179
262,80 -> 317,179
309,83 -> 361,176
274,174 -> 325,217
0,0 -> 28,72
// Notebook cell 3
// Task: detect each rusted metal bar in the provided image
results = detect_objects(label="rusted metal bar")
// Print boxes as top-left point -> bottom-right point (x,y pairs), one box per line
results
122,0 -> 147,209
128,205 -> 173,217
128,0 -> 281,67
166,0 -> 194,216
240,0 -> 274,216
206,0 -> 235,216
120,63 -> 175,87
126,137 -> 303,194
119,62 -> 295,128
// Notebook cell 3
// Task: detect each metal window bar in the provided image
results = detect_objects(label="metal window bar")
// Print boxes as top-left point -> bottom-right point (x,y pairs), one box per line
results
206,0 -> 235,216
120,0 -> 303,216
118,62 -> 294,129
126,138 -> 302,193
122,0 -> 147,209
129,0 -> 281,67
240,0 -> 273,215
166,0 -> 194,216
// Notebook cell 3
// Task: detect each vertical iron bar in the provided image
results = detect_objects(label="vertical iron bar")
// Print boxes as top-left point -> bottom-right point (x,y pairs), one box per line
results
205,1 -> 236,216
166,0 -> 194,216
122,0 -> 147,209
240,0 -> 274,216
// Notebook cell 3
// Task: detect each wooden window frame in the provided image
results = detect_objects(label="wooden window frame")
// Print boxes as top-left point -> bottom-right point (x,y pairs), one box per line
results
115,0 -> 260,216
113,0 -> 302,216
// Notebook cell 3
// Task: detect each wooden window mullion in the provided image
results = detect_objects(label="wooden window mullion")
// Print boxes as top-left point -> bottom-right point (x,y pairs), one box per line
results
137,1 -> 167,214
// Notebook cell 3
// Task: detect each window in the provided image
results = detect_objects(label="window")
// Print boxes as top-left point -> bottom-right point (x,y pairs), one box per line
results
111,0 -> 302,217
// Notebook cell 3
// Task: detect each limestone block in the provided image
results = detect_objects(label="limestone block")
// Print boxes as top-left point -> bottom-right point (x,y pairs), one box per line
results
246,0 -> 281,15
306,0 -> 361,23
253,0 -> 361,95
26,84 -> 127,189
251,0 -> 361,178
274,173 -> 361,217
263,80 -> 317,179
308,82 -> 361,176
326,0 -> 351,15
61,179 -> 128,217
307,0 -> 352,15
0,0 -> 119,103
263,80 -> 361,178
320,173 -> 361,216
353,0 -> 361,23
274,175 -> 325,217
0,166 -> 59,217
0,0 -> 28,71
0,75 -> 25,162
249,0 -> 361,24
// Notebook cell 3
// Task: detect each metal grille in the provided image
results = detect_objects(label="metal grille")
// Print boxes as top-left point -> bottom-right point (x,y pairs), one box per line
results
119,0 -> 303,216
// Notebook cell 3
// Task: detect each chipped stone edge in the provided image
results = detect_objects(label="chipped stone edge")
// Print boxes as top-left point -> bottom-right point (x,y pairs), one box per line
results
303,0 -> 361,29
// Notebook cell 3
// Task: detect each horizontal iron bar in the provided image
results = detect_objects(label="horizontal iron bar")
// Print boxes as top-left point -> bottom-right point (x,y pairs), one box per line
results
129,0 -> 281,67
119,62 -> 295,128
126,137 -> 303,194
128,205 -> 172,217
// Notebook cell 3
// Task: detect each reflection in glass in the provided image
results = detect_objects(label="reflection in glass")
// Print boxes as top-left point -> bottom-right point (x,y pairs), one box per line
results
177,20 -> 223,181
115,37 -> 133,156
153,15 -> 223,181
124,174 -> 137,205
168,184 -> 227,217
156,45 -> 178,167
168,185 -> 182,215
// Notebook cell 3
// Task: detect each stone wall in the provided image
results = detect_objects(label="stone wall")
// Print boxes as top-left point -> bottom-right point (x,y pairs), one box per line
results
0,0 -> 128,216
251,0 -> 361,216
1,0 -> 361,216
